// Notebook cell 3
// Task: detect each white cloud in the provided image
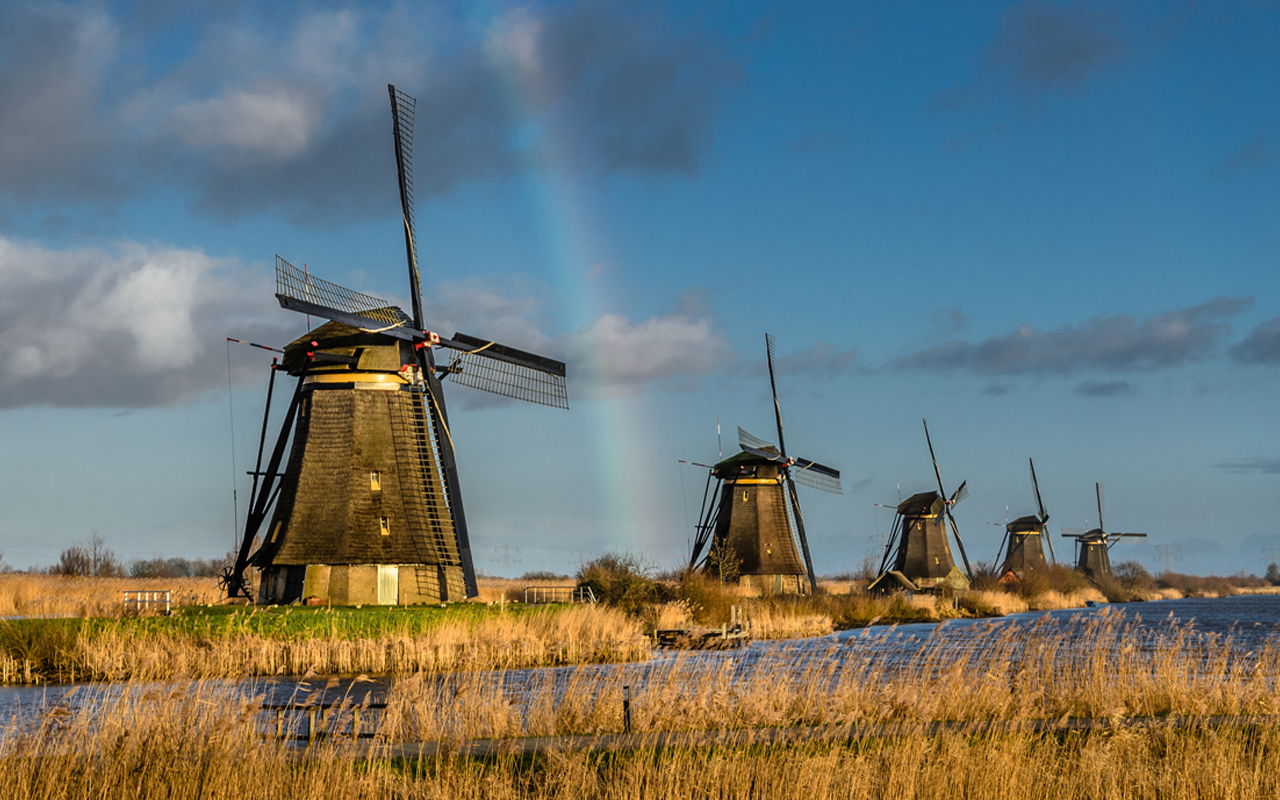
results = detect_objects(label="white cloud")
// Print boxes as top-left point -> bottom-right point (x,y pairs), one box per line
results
565,306 -> 735,396
0,236 -> 287,407
168,88 -> 323,158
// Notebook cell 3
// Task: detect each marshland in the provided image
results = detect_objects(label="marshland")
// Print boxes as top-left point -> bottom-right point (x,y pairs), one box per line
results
2,589 -> 1279,799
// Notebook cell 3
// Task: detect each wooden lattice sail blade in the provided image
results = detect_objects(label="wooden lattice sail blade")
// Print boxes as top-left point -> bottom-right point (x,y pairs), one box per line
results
737,427 -> 777,453
440,333 -> 568,409
793,457 -> 842,494
739,444 -> 790,465
275,256 -> 416,339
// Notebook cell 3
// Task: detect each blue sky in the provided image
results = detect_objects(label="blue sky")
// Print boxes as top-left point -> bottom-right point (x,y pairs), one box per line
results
1,0 -> 1277,577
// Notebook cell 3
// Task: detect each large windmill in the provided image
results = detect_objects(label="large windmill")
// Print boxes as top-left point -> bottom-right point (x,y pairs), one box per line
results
1061,483 -> 1146,578
994,458 -> 1057,580
868,420 -> 972,593
221,85 -> 568,605
687,334 -> 841,594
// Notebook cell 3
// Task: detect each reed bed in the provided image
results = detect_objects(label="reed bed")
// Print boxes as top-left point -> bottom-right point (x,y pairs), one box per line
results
0,574 -> 221,618
4,611 -> 1280,798
475,576 -> 576,603
383,609 -> 1280,741
0,605 -> 648,684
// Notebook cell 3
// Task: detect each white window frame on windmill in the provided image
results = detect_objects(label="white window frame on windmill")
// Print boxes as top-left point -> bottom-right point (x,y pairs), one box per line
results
379,516 -> 390,536
370,470 -> 382,491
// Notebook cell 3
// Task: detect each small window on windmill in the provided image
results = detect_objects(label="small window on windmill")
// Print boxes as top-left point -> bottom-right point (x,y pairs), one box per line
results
379,517 -> 390,536
370,471 -> 382,491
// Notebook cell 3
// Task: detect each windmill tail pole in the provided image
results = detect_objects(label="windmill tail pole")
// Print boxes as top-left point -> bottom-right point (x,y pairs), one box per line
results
787,476 -> 818,592
946,509 -> 973,578
879,515 -> 902,575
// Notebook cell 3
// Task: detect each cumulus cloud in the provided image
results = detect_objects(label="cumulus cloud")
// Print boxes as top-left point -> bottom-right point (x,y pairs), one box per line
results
0,2 -> 119,197
168,87 -> 326,158
1230,316 -> 1280,364
0,1 -> 740,223
936,0 -> 1127,109
563,301 -> 735,397
0,236 -> 289,408
892,297 -> 1252,376
0,237 -> 743,408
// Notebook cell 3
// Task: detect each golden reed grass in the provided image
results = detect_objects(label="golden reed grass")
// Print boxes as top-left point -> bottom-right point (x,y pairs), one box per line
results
0,574 -> 222,618
0,604 -> 648,684
384,609 -> 1280,741
3,611 -> 1279,799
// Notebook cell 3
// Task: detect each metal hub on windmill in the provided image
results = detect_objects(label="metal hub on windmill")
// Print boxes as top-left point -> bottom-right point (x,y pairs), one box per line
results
221,86 -> 569,606
687,334 -> 842,595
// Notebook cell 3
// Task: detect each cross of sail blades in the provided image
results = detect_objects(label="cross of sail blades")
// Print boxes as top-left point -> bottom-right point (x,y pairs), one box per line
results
274,255 -> 568,408
737,426 -> 842,494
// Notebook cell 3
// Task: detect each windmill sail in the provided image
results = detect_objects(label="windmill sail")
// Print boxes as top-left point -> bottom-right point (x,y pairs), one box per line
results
792,458 -> 842,494
275,256 -> 414,337
739,428 -> 842,494
439,333 -> 568,409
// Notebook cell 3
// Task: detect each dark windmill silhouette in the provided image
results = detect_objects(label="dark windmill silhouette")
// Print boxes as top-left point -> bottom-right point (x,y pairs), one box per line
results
687,334 -> 841,594
868,420 -> 972,593
1061,483 -> 1146,578
994,458 -> 1057,580
221,85 -> 568,605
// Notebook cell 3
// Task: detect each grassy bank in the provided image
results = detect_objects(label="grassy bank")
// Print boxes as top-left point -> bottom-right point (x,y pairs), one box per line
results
4,611 -> 1279,799
0,603 -> 647,684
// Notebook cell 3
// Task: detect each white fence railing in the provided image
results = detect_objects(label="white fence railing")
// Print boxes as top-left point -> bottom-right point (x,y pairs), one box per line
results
523,586 -> 596,605
122,590 -> 172,615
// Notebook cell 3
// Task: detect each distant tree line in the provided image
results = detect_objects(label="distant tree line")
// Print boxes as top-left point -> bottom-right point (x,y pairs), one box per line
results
45,533 -> 231,579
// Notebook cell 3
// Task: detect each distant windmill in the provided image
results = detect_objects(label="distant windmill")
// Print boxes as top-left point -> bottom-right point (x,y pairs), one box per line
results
686,334 -> 842,594
868,419 -> 972,593
220,85 -> 568,605
1060,483 -> 1146,578
994,458 -> 1056,580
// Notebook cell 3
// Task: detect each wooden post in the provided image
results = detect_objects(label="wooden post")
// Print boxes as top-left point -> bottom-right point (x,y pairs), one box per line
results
353,708 -> 361,739
276,709 -> 284,739
308,708 -> 317,744
622,686 -> 632,734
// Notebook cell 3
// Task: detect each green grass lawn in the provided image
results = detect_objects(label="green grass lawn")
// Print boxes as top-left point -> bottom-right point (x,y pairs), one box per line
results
0,601 -> 579,649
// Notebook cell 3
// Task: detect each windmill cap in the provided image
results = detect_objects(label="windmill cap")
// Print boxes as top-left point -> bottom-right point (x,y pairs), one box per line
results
282,319 -> 411,376
1007,514 -> 1043,532
897,490 -> 942,516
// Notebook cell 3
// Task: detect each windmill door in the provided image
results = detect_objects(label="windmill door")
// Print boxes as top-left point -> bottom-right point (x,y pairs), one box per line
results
377,565 -> 398,605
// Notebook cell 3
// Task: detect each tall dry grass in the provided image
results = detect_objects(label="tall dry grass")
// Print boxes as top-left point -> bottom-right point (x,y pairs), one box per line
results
0,574 -> 221,618
4,611 -> 1280,798
0,605 -> 648,684
383,609 -> 1280,742
475,576 -> 577,604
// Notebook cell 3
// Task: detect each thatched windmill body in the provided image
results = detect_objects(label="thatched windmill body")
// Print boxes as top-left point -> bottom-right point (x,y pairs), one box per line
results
221,86 -> 568,605
868,420 -> 972,593
994,458 -> 1056,580
1061,483 -> 1146,578
686,334 -> 842,594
